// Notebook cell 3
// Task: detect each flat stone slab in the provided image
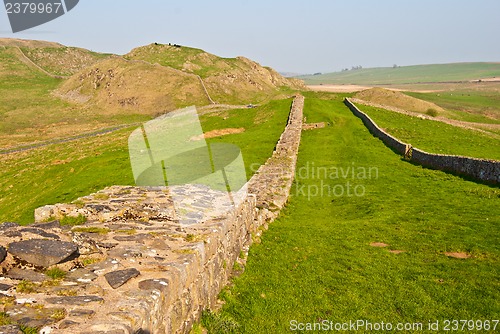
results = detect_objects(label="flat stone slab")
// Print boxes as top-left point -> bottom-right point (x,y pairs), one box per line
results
18,227 -> 60,239
0,283 -> 12,291
104,268 -> 140,289
8,239 -> 78,267
66,269 -> 98,283
45,295 -> 104,305
31,220 -> 60,230
138,279 -> 170,293
6,268 -> 47,283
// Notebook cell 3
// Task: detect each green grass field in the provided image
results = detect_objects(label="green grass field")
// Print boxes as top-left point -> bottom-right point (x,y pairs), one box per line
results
300,63 -> 500,85
0,99 -> 291,225
405,91 -> 500,125
199,92 -> 499,333
355,103 -> 500,160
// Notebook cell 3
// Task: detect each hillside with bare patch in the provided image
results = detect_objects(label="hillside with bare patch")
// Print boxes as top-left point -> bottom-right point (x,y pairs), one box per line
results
354,88 -> 447,115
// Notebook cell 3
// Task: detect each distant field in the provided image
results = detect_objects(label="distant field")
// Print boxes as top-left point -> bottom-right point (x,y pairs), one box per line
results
299,63 -> 500,85
405,90 -> 500,124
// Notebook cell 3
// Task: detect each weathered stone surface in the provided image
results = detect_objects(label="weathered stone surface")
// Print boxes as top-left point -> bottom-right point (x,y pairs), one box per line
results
72,234 -> 101,255
108,246 -> 143,259
69,309 -> 95,317
45,295 -> 104,305
0,283 -> 12,291
66,269 -> 98,283
31,220 -> 60,230
96,241 -> 118,249
138,278 -> 170,293
59,319 -> 79,329
19,228 -> 60,239
112,234 -> 152,242
0,222 -> 19,230
104,268 -> 140,289
2,230 -> 21,238
8,239 -> 78,267
0,245 -> 6,263
0,325 -> 22,334
7,268 -> 47,283
88,258 -> 121,275
5,304 -> 65,328
34,205 -> 55,222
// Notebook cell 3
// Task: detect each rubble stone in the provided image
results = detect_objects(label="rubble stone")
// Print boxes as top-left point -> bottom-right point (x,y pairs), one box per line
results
104,268 -> 140,289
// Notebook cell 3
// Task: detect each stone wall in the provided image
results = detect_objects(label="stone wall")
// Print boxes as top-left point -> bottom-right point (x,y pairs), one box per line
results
0,95 -> 304,334
344,98 -> 408,155
344,98 -> 500,185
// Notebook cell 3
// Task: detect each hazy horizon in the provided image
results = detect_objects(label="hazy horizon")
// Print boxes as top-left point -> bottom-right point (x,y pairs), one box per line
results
1,0 -> 499,73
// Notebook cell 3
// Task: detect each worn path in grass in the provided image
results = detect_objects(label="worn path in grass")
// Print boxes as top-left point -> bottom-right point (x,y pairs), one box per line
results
204,93 -> 499,333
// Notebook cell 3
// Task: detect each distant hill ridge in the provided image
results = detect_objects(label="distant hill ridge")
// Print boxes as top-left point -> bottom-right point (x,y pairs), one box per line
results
0,38 -> 304,115
299,62 -> 500,85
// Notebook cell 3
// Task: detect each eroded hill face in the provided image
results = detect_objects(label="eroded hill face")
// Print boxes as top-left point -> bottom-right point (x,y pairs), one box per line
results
58,42 -> 304,109
56,57 -> 209,115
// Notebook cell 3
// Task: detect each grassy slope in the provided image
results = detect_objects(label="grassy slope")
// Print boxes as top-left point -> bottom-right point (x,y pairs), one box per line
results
356,103 -> 500,160
0,99 -> 292,224
300,63 -> 500,85
0,48 -> 69,142
20,46 -> 112,76
0,47 -> 151,148
204,93 -> 499,333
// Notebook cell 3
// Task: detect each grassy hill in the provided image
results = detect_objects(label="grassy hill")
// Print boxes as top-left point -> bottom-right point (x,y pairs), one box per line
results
300,63 -> 500,85
0,38 -> 303,149
123,43 -> 304,104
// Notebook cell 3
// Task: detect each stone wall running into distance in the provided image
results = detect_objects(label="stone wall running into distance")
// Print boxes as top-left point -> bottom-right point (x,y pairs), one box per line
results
344,98 -> 500,185
0,95 -> 304,333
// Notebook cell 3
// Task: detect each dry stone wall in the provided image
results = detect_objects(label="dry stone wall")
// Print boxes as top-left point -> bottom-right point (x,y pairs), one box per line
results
344,98 -> 500,185
0,95 -> 304,334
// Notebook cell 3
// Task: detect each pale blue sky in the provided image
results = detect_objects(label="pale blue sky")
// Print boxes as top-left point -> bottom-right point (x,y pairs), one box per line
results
1,0 -> 499,73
